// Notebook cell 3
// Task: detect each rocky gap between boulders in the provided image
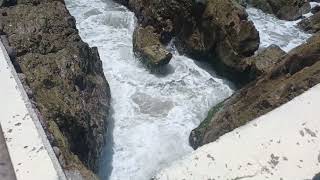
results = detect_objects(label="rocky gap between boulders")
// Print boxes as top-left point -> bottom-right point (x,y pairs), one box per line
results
0,0 -> 319,179
114,0 -> 320,165
121,0 -> 262,87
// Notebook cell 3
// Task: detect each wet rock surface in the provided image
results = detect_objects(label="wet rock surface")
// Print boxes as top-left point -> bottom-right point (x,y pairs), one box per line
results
190,34 -> 320,149
311,5 -> 320,14
242,44 -> 287,80
0,0 -> 110,179
299,11 -> 320,33
133,25 -> 172,68
116,0 -> 260,77
181,0 -> 260,76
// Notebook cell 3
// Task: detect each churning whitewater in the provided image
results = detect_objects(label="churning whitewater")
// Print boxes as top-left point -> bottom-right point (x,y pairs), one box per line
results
65,0 -> 311,179
246,8 -> 311,52
65,0 -> 233,179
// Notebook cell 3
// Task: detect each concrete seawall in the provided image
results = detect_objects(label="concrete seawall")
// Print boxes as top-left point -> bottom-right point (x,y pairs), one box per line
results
155,84 -> 320,180
0,41 -> 66,180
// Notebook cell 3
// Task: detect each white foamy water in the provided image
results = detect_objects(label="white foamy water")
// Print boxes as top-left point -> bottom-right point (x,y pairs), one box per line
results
247,7 -> 311,52
65,0 -> 233,179
64,0 -> 315,179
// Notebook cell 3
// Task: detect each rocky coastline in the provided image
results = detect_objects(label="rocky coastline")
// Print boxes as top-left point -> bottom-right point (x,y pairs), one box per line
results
190,34 -> 320,148
188,0 -> 320,149
116,0 -> 320,156
117,0 -> 261,83
0,0 -> 110,179
0,0 -> 319,179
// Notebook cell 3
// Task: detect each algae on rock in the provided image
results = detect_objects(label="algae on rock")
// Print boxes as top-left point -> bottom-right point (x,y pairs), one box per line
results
190,34 -> 320,149
0,0 -> 111,179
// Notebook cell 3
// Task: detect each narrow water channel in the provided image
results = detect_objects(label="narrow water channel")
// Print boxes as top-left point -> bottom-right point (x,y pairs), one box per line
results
65,0 -> 311,179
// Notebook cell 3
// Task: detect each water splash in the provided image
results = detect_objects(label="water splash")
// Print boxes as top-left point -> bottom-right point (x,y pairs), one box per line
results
65,0 -> 314,179
247,7 -> 311,52
65,0 -> 233,179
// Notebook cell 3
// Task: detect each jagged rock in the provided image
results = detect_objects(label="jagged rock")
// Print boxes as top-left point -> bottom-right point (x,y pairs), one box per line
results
174,0 -> 259,84
298,11 -> 320,33
183,0 -> 260,70
0,0 -> 110,179
133,25 -> 172,68
242,45 -> 287,80
190,34 -> 320,149
119,0 -> 259,79
140,45 -> 172,67
126,0 -> 194,36
311,5 -> 320,14
247,0 -> 310,21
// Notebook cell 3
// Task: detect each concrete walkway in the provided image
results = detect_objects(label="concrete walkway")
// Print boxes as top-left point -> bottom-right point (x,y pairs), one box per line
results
0,42 -> 66,180
155,84 -> 320,180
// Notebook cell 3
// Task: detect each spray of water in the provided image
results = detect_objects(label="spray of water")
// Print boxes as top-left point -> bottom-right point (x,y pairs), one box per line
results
65,0 -> 233,179
65,0 -> 312,179
246,7 -> 311,52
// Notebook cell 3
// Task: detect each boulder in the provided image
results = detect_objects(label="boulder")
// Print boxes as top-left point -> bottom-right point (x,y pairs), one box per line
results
190,34 -> 320,149
201,0 -> 259,61
247,0 -> 310,21
133,26 -> 172,68
298,11 -> 320,33
243,44 -> 287,80
178,0 -> 260,81
121,0 -> 194,46
117,0 -> 260,78
311,5 -> 320,14
0,1 -> 111,179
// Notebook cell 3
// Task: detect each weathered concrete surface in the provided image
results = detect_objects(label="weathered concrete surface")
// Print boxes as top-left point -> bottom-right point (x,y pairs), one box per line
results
0,125 -> 16,180
155,84 -> 320,180
0,42 -> 66,179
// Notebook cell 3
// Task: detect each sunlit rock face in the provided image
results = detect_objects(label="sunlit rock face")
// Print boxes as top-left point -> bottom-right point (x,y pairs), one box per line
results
0,0 -> 111,179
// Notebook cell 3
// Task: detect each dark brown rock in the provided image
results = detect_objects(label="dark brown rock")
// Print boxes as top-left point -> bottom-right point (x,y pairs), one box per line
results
133,25 -> 172,68
190,34 -> 320,149
119,0 -> 260,78
0,0 -> 110,179
311,5 -> 320,14
188,0 -> 259,69
242,44 -> 287,80
298,11 -> 320,33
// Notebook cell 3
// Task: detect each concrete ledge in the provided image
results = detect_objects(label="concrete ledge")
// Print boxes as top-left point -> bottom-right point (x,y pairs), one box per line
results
155,84 -> 320,180
0,42 -> 66,180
